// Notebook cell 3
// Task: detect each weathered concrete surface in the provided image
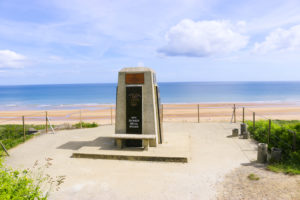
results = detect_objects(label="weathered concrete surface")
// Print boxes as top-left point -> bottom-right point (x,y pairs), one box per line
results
71,127 -> 188,162
5,122 -> 257,200
115,67 -> 160,146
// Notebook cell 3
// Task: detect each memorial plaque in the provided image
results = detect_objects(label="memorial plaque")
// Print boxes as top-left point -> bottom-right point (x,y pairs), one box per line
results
126,86 -> 142,147
125,73 -> 144,84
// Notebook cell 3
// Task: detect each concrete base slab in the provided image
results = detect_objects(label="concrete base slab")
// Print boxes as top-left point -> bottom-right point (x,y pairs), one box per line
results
71,131 -> 189,163
72,151 -> 187,162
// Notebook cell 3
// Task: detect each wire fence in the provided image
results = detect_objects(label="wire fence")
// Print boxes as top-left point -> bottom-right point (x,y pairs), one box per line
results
0,106 -> 116,125
237,106 -> 299,153
162,103 -> 235,122
1,103 -> 299,155
0,106 -> 116,155
1,103 -> 300,126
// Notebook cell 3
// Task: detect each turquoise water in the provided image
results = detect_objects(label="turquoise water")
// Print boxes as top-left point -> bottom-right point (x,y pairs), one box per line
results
0,82 -> 300,110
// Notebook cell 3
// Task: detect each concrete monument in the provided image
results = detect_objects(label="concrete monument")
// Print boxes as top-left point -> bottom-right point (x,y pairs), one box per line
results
115,67 -> 163,149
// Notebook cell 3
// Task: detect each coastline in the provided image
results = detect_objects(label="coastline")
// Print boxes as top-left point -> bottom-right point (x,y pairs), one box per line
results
1,100 -> 300,111
0,101 -> 299,125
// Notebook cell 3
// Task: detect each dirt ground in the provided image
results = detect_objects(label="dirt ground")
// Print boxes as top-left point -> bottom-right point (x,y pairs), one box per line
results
216,163 -> 300,200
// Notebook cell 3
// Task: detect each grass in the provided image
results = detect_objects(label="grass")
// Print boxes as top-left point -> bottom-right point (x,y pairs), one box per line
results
0,122 -> 99,153
74,122 -> 98,129
0,124 -> 47,150
247,173 -> 260,181
267,163 -> 300,175
246,120 -> 300,175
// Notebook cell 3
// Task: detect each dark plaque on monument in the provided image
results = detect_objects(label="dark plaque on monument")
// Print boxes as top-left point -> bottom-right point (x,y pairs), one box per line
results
126,86 -> 142,147
125,73 -> 144,84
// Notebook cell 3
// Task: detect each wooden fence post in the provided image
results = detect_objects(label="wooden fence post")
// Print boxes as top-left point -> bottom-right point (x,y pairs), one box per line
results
242,107 -> 245,123
80,110 -> 82,128
45,111 -> 48,133
110,106 -> 113,125
233,104 -> 236,123
268,119 -> 271,145
197,104 -> 200,123
253,112 -> 255,130
22,116 -> 26,142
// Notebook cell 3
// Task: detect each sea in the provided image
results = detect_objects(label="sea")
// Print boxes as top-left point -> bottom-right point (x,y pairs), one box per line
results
0,82 -> 300,110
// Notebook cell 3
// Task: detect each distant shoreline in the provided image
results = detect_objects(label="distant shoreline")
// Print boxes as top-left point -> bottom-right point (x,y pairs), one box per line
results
1,100 -> 300,111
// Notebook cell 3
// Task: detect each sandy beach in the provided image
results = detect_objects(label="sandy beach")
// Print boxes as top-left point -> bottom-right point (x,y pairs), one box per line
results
0,102 -> 299,126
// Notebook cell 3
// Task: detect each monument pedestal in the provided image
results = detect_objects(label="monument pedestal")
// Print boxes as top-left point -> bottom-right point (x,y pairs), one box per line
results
115,67 -> 163,148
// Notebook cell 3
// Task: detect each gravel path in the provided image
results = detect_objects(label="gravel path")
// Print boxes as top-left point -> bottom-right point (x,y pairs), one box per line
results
216,163 -> 300,200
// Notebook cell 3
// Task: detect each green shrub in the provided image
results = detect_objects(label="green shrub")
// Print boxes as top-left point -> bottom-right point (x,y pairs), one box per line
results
0,159 -> 47,200
74,122 -> 98,129
0,158 -> 66,199
246,120 -> 300,174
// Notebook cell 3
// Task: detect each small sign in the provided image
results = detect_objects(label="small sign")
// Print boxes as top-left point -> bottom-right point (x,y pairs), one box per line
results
125,73 -> 144,84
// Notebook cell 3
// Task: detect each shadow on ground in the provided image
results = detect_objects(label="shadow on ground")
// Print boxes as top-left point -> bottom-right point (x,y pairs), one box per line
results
57,137 -> 144,151
57,137 -> 115,150
241,161 -> 267,169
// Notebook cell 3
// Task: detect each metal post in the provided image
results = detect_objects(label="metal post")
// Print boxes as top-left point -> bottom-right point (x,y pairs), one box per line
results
233,104 -> 236,123
253,112 -> 255,129
46,111 -> 48,133
197,104 -> 200,123
110,106 -> 113,125
268,119 -> 271,145
242,107 -> 245,123
80,110 -> 82,129
22,116 -> 26,142
0,141 -> 9,156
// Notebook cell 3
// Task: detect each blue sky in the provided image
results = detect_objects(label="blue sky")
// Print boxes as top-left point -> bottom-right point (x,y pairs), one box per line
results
0,0 -> 300,85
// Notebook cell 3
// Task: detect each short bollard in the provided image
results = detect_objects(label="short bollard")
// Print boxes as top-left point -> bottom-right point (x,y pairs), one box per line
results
240,123 -> 247,135
242,132 -> 249,139
270,147 -> 282,162
232,128 -> 238,137
257,143 -> 268,163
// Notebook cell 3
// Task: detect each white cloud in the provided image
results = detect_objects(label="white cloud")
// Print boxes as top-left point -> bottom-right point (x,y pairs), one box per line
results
254,25 -> 300,53
158,19 -> 249,57
0,50 -> 27,68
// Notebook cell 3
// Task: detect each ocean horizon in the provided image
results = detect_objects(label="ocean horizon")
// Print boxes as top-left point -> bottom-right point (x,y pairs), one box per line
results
1,81 -> 300,110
